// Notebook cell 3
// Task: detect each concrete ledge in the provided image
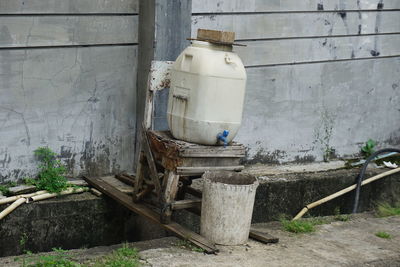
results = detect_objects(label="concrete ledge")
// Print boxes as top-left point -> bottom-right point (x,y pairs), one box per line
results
175,167 -> 400,232
0,193 -> 168,257
1,166 -> 399,257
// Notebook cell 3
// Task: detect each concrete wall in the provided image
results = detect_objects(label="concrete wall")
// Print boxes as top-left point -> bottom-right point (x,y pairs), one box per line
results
1,0 -> 400,182
0,0 -> 139,182
192,0 -> 400,163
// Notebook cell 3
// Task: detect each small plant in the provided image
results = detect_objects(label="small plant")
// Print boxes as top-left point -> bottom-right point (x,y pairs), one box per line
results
375,202 -> 400,217
30,147 -> 69,193
361,139 -> 376,157
0,181 -> 17,196
174,239 -> 205,253
375,231 -> 392,239
333,207 -> 351,222
281,219 -> 315,233
27,248 -> 80,267
93,244 -> 140,267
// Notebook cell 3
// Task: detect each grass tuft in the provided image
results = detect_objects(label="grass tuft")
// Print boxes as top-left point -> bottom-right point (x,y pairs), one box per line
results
333,207 -> 351,222
92,244 -> 140,267
281,219 -> 316,233
375,202 -> 400,217
174,239 -> 205,253
375,231 -> 392,239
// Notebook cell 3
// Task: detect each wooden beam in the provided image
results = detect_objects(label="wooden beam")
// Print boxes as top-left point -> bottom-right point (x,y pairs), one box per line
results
176,166 -> 244,175
171,199 -> 202,210
84,175 -> 218,254
142,130 -> 162,196
115,174 -> 136,186
249,230 -> 279,244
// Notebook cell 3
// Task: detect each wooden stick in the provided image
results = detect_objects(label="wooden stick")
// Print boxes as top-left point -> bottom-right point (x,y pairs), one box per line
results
293,167 -> 400,220
0,190 -> 47,205
27,188 -> 87,203
0,198 -> 26,220
90,188 -> 103,197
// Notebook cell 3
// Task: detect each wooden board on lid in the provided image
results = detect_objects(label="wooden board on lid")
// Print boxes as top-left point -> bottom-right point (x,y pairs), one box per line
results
197,29 -> 235,44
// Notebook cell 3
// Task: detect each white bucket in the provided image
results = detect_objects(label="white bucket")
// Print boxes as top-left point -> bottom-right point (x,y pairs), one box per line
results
200,171 -> 259,245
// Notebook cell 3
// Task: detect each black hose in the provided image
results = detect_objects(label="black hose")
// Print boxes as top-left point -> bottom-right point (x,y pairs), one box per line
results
352,148 -> 400,213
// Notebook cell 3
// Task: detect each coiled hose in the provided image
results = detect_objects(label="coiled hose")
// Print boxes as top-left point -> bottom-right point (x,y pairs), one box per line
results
352,148 -> 400,213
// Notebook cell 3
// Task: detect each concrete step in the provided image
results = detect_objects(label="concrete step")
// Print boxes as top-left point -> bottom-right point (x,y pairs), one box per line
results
0,164 -> 399,257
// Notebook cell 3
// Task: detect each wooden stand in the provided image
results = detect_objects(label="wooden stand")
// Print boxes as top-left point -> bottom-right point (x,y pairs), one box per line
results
133,130 -> 245,223
84,61 -> 278,252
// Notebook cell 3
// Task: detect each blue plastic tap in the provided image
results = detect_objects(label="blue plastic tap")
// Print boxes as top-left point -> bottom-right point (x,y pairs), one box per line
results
217,130 -> 230,147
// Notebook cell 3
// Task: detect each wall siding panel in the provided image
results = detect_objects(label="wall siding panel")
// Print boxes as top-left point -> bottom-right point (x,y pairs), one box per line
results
0,0 -> 138,14
0,16 -> 138,47
192,12 -> 400,39
234,34 -> 400,66
193,0 -> 400,13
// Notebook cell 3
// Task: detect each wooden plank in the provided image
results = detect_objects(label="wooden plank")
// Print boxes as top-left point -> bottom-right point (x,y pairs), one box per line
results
0,0 -> 138,14
133,152 -> 146,202
197,29 -> 235,43
99,176 -> 133,194
186,186 -> 203,198
179,147 -> 245,158
115,174 -> 136,186
193,0 -> 400,13
0,16 -> 138,48
235,34 -> 400,67
171,199 -> 202,210
8,185 -> 36,195
161,170 -> 180,223
149,130 -> 245,158
192,12 -> 400,39
249,230 -> 279,244
177,166 -> 244,175
83,175 -> 218,254
142,131 -> 162,196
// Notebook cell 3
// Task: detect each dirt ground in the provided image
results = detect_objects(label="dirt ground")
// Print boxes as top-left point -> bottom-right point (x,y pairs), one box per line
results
0,213 -> 399,267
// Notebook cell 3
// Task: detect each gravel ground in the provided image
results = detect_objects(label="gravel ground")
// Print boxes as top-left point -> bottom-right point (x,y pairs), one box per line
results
0,213 -> 399,267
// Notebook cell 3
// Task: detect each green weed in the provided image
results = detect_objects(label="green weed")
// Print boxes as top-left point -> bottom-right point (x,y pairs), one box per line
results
281,219 -> 316,233
92,244 -> 140,267
375,202 -> 400,217
174,239 -> 205,253
28,248 -> 80,267
0,181 -> 17,196
375,231 -> 392,239
361,139 -> 376,158
29,147 -> 69,193
333,207 -> 351,222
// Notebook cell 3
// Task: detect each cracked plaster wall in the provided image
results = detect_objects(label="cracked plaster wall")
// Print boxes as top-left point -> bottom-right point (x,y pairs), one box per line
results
0,8 -> 138,182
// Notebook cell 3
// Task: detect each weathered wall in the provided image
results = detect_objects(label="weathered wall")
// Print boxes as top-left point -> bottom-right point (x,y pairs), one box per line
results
192,0 -> 400,163
0,0 -> 139,182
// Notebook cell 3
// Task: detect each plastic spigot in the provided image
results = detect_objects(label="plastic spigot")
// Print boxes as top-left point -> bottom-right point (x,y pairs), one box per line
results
217,130 -> 230,147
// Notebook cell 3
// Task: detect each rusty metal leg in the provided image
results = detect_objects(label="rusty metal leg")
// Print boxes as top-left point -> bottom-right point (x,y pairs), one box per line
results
160,170 -> 180,224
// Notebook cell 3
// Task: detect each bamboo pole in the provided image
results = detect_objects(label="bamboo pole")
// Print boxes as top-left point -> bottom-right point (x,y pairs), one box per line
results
0,198 -> 26,220
292,167 -> 400,220
0,190 -> 47,205
27,187 -> 87,203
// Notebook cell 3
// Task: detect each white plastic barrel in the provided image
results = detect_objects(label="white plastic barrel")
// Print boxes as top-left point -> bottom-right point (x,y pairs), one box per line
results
167,41 -> 247,145
200,171 -> 259,245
